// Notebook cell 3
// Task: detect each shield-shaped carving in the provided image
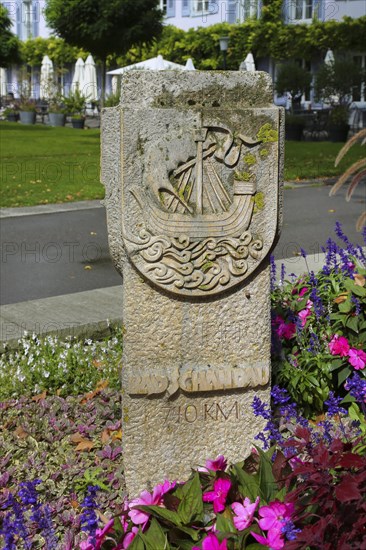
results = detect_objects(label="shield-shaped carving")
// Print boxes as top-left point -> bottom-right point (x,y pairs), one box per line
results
120,76 -> 281,298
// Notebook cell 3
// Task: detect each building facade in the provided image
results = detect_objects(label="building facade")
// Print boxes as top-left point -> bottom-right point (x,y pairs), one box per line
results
160,0 -> 366,29
2,0 -> 49,40
1,0 -> 365,102
3,1 -> 366,41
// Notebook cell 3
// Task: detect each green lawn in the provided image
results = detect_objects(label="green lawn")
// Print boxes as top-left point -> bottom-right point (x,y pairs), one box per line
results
284,140 -> 365,182
0,122 -> 102,207
0,122 -> 364,207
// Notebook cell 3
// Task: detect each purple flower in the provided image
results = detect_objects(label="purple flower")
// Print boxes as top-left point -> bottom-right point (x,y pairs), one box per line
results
2,494 -> 31,549
280,262 -> 286,283
18,480 -> 41,507
318,419 -> 333,445
324,391 -> 347,417
281,519 -> 301,541
80,486 -> 100,543
252,396 -> 271,420
345,374 -> 366,404
270,254 -> 277,290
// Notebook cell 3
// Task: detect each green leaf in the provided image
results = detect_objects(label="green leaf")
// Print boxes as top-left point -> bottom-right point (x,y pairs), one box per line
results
170,540 -> 196,550
112,516 -> 125,538
172,525 -> 200,541
140,518 -> 169,550
343,278 -> 366,297
257,447 -> 278,503
246,545 -> 267,550
138,505 -> 182,526
127,533 -> 145,550
216,512 -> 236,534
329,358 -> 346,371
339,297 -> 353,313
232,464 -> 260,502
346,315 -> 359,333
177,472 -> 203,524
338,366 -> 352,386
307,375 -> 320,387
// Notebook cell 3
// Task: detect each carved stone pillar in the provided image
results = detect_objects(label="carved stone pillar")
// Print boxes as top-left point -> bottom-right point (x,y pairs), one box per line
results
101,71 -> 283,496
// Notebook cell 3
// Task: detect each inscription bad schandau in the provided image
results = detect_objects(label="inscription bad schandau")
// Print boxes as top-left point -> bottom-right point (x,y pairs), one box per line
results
126,365 -> 269,396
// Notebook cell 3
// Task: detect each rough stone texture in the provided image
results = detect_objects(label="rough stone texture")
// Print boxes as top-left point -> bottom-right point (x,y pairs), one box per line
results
101,71 -> 283,497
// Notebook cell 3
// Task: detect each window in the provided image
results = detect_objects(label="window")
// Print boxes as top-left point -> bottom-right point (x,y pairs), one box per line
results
17,0 -> 33,40
288,0 -> 313,22
160,0 -> 167,14
240,0 -> 258,20
182,0 -> 190,15
192,1 -> 211,15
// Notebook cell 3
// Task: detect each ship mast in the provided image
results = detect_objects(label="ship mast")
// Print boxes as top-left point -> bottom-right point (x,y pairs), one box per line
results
194,125 -> 208,214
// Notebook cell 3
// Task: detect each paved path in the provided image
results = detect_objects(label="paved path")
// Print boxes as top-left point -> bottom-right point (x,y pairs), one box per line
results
0,182 -> 365,345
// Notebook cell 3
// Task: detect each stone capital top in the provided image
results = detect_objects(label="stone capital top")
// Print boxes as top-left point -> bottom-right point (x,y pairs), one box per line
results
120,71 -> 274,110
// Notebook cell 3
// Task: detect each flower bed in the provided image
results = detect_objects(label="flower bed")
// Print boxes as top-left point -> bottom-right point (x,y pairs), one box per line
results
0,226 -> 365,549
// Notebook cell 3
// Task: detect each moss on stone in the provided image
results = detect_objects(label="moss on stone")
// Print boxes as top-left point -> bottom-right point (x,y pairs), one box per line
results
234,170 -> 253,182
251,191 -> 265,213
259,148 -> 269,158
244,153 -> 256,166
257,123 -> 278,143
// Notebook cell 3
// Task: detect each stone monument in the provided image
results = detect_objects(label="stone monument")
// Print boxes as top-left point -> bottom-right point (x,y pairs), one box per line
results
101,71 -> 283,497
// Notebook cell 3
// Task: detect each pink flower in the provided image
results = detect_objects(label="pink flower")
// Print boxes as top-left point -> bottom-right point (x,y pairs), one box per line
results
205,455 -> 227,472
122,526 -> 139,549
128,480 -> 175,529
348,348 -> 366,370
203,478 -> 231,514
128,486 -> 163,528
329,334 -> 350,357
193,533 -> 228,550
257,501 -> 294,532
251,527 -> 284,549
273,316 -> 296,340
232,496 -> 260,530
298,300 -> 313,327
292,286 -> 308,298
156,479 -> 176,495
80,541 -> 94,550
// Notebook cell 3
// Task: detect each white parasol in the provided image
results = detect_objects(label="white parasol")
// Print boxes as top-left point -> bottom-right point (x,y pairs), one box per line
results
184,58 -> 196,71
0,67 -> 7,96
324,49 -> 335,65
83,54 -> 98,101
239,52 -> 256,72
71,58 -> 85,93
107,54 -> 189,75
40,55 -> 54,99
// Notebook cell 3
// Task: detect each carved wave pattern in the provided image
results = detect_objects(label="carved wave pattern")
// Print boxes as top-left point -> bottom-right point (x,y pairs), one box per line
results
128,229 -> 263,293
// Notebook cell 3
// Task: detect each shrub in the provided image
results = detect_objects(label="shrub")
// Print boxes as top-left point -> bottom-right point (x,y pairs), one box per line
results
0,327 -> 123,399
271,224 -> 366,417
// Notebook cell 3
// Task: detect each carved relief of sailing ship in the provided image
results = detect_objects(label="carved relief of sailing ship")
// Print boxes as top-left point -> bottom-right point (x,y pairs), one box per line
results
131,125 -> 260,239
123,121 -> 277,297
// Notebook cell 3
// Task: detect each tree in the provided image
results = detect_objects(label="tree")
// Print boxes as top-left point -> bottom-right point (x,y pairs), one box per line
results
0,5 -> 21,67
275,62 -> 312,110
314,58 -> 365,107
44,0 -> 163,104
